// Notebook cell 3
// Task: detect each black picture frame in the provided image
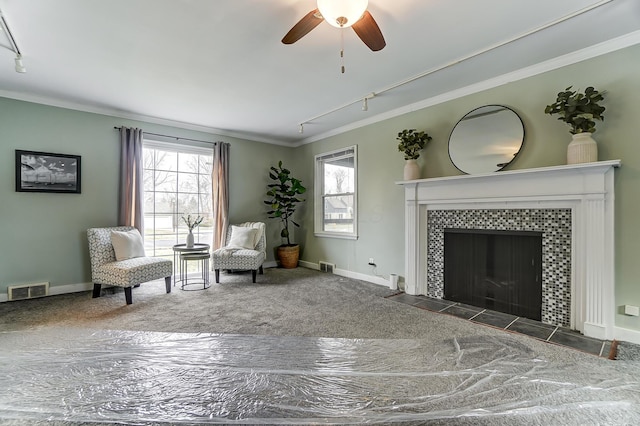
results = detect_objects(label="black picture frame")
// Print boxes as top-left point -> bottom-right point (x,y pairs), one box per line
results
15,150 -> 81,194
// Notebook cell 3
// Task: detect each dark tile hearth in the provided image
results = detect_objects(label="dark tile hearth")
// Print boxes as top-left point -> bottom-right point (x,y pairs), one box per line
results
388,292 -> 611,358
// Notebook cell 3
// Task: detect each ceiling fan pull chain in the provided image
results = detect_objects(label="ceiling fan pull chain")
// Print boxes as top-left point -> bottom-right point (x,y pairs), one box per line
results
340,28 -> 345,74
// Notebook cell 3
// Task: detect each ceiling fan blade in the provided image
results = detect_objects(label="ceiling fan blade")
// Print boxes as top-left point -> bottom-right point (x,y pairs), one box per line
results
351,11 -> 386,51
282,9 -> 324,44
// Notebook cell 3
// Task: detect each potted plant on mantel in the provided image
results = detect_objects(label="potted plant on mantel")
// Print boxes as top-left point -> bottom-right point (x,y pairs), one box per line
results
397,129 -> 432,180
264,161 -> 306,269
544,86 -> 605,165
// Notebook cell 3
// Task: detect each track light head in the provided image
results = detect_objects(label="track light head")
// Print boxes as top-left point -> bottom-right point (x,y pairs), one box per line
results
362,92 -> 375,111
14,54 -> 25,73
299,124 -> 304,134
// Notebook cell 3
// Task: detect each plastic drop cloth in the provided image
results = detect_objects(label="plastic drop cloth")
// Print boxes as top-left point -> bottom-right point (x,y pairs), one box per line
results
1,328 -> 640,425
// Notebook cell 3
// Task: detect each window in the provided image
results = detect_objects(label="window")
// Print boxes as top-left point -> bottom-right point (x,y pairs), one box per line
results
143,141 -> 213,260
314,146 -> 357,239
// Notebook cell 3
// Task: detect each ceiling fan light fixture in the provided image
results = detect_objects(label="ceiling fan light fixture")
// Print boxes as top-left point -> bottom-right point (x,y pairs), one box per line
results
317,0 -> 368,28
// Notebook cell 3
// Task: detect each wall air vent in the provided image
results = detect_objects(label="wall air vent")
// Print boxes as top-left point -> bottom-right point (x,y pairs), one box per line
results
8,282 -> 49,301
319,261 -> 335,273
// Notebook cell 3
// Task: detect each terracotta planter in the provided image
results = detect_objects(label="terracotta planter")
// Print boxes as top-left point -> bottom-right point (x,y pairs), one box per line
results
277,245 -> 300,269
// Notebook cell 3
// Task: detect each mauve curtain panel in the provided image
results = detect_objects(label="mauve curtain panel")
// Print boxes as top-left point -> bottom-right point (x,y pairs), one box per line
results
118,127 -> 144,233
212,142 -> 230,250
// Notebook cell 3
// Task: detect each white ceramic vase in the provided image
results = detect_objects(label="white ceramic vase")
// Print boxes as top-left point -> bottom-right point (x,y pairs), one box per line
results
403,159 -> 421,180
186,230 -> 195,247
567,132 -> 598,165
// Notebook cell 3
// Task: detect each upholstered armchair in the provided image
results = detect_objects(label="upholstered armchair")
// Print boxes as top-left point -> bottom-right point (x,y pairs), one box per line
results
87,226 -> 172,305
212,222 -> 266,283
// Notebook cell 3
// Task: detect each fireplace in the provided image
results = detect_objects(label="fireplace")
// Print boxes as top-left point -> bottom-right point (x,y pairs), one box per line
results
444,229 -> 542,321
430,208 -> 571,326
399,160 -> 620,339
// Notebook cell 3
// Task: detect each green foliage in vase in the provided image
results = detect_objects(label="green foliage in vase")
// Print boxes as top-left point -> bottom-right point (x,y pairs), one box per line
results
544,86 -> 605,134
264,161 -> 306,246
397,129 -> 433,160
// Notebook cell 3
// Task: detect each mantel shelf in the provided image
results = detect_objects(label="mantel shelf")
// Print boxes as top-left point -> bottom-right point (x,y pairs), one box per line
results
396,160 -> 621,186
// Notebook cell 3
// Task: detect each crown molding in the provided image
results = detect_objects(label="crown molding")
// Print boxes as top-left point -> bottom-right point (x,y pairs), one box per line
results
0,89 -> 294,147
296,30 -> 640,147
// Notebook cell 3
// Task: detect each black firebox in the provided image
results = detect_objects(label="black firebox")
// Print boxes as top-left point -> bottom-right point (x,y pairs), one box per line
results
444,229 -> 542,321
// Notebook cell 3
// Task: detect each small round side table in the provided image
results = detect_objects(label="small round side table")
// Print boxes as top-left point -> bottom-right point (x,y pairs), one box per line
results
172,243 -> 211,290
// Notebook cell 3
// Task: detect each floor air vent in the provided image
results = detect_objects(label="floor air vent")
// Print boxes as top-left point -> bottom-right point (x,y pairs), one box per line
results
8,282 -> 49,301
319,261 -> 335,273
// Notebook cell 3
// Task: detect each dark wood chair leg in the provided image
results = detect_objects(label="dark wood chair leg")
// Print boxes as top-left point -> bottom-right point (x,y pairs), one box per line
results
252,269 -> 257,283
259,265 -> 264,275
165,276 -> 171,293
92,283 -> 102,298
215,269 -> 220,283
124,287 -> 133,305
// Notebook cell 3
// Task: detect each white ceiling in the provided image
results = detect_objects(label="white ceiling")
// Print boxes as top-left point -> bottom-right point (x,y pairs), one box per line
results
0,0 -> 639,145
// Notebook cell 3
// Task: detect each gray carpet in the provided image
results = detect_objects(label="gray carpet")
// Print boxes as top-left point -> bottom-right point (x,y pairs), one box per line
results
2,267 -> 640,424
0,267 -> 613,363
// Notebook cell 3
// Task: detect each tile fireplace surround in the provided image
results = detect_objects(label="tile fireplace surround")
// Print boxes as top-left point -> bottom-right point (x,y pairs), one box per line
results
399,160 -> 620,340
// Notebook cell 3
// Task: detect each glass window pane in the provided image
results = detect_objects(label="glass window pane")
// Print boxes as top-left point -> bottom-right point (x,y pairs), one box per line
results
143,168 -> 155,192
178,172 -> 199,193
177,193 -> 200,218
153,192 -> 176,215
323,194 -> 354,233
199,155 -> 212,174
144,192 -> 155,215
155,171 -> 177,193
198,172 -> 212,195
199,193 -> 212,214
324,159 -> 354,194
178,152 -> 199,173
156,150 -> 177,171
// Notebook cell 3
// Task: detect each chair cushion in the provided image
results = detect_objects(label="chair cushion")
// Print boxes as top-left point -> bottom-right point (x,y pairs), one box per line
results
212,249 -> 265,271
93,257 -> 172,288
111,229 -> 146,261
228,226 -> 259,249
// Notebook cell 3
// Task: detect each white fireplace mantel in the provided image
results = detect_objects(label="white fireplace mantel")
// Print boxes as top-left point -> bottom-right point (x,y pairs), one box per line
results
398,160 -> 621,340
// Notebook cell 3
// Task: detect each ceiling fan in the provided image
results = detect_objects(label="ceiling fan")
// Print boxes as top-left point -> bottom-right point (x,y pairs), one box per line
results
282,0 -> 386,52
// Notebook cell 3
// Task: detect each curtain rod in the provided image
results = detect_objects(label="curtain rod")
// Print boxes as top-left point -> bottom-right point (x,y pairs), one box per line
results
113,127 -> 217,145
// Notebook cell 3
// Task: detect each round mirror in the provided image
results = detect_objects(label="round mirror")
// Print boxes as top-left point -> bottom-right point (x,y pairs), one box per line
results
448,105 -> 524,174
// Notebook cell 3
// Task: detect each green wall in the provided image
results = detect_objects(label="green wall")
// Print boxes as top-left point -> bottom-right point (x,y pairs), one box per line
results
2,42 -> 639,335
296,43 -> 640,333
0,98 -> 292,294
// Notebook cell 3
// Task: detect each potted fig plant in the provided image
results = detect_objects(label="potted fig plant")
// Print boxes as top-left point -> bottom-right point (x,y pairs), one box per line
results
397,129 -> 432,180
544,86 -> 605,164
264,161 -> 306,268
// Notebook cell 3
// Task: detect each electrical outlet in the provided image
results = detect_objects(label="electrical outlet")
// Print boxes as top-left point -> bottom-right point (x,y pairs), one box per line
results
369,258 -> 374,265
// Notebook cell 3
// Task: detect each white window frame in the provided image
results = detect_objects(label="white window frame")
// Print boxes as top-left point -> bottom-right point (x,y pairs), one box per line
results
314,145 -> 358,240
142,139 -> 213,258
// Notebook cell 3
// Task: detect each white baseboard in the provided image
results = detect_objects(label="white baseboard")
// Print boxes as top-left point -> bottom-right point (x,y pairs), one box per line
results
49,282 -> 94,296
334,268 -> 390,287
298,260 -> 319,270
1,281 -> 93,303
299,260 -> 391,288
614,326 -> 640,345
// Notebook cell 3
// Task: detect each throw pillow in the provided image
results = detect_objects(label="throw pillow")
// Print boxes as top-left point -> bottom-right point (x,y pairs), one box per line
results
111,229 -> 146,261
228,226 -> 259,250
